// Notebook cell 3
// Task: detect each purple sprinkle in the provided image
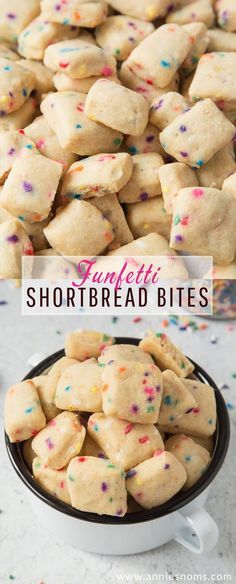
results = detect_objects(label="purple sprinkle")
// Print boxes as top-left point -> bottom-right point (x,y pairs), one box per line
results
101,481 -> 108,492
144,372 -> 150,377
98,453 -> 106,459
175,234 -> 183,243
128,37 -> 135,42
126,469 -> 137,479
6,12 -> 16,19
140,192 -> 148,201
22,181 -> 33,193
8,148 -> 16,156
116,509 -> 123,516
179,125 -> 187,133
164,463 -> 170,470
6,234 -> 19,244
45,437 -> 54,450
55,3 -> 61,10
185,407 -> 194,414
153,99 -> 163,111
180,151 -> 188,158
130,404 -> 139,414
9,91 -> 13,97
146,134 -> 155,143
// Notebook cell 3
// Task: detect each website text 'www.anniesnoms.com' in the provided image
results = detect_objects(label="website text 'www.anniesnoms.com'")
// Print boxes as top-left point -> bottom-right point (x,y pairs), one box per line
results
115,573 -> 232,582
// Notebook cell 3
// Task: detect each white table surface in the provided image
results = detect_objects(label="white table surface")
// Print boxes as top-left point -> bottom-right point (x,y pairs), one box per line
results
0,281 -> 235,584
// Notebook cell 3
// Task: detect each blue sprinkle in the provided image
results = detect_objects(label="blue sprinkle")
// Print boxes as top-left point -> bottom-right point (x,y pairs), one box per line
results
196,159 -> 203,167
128,145 -> 138,154
75,124 -> 82,129
26,144 -> 33,149
3,65 -> 12,71
25,407 -> 33,414
160,60 -> 171,68
164,395 -> 172,405
65,385 -> 71,392
22,88 -> 28,97
185,455 -> 192,462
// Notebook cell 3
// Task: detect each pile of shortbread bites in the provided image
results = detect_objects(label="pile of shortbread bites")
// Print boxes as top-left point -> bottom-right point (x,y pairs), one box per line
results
1,0 -> 236,278
5,329 -> 216,516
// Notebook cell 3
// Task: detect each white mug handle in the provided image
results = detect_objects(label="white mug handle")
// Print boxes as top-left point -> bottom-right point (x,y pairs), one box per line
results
174,508 -> 219,554
27,352 -> 48,367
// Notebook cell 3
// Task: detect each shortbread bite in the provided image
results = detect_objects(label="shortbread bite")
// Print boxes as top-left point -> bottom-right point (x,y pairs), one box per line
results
98,343 -> 154,366
95,15 -> 154,61
120,62 -> 180,104
216,0 -> 236,32
159,162 -> 198,214
85,79 -> 149,136
17,59 -> 54,97
101,361 -> 163,424
0,97 -> 37,132
0,42 -> 19,61
157,370 -> 196,425
55,358 -> 102,412
222,170 -> 236,195
160,99 -> 236,168
53,72 -> 119,93
107,0 -> 172,21
189,53 -> 236,111
18,16 -> 78,60
43,199 -> 114,255
118,153 -> 164,204
125,124 -> 165,157
90,194 -> 133,248
61,153 -> 133,201
126,451 -> 187,509
0,130 -> 36,184
196,146 -> 236,189
67,456 -> 127,516
33,457 -> 71,504
19,214 -> 52,251
207,29 -> 236,52
49,356 -> 79,376
157,379 -> 217,438
167,0 -> 215,26
165,434 -> 210,489
125,24 -> 192,88
4,380 -> 46,442
0,218 -> 34,279
32,374 -> 61,421
170,186 -> 236,265
181,22 -> 209,76
126,197 -> 172,241
191,435 -> 214,455
32,411 -> 86,469
150,92 -> 188,131
24,116 -> 77,175
1,148 -> 63,222
81,433 -> 107,458
41,92 -> 123,155
0,58 -> 35,115
23,438 -> 37,469
44,39 -> 116,80
88,413 -> 164,470
40,0 -> 108,28
139,331 -> 194,378
65,329 -> 115,361
0,0 -> 40,42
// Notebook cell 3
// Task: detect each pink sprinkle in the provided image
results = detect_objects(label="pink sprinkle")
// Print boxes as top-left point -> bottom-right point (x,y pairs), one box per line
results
193,407 -> 200,414
59,481 -> 65,489
144,386 -> 155,395
36,139 -> 45,150
102,66 -> 113,76
192,188 -> 204,198
124,423 -> 133,434
139,435 -> 150,444
153,449 -> 163,457
59,61 -> 69,69
49,419 -> 56,426
77,456 -> 86,462
45,437 -> 54,450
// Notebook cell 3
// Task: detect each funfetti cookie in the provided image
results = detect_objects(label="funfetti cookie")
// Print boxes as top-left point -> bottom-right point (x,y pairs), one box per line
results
67,456 -> 127,516
98,343 -> 154,366
49,356 -> 79,376
0,97 -> 38,132
0,58 -> 35,115
126,451 -> 187,509
4,379 -> 46,443
33,457 -> 71,504
53,71 -> 119,93
95,15 -> 154,61
0,130 -> 36,184
18,16 -> 78,60
16,59 -> 54,97
170,186 -> 236,265
61,153 -> 133,202
0,218 -> 34,279
107,0 -> 171,21
167,0 -> 214,26
44,39 -> 116,79
85,79 -> 149,136
32,411 -> 86,470
88,413 -> 164,470
19,214 -> 52,252
189,52 -> 236,112
23,438 -> 37,469
159,99 -> 236,168
216,0 -> 236,32
40,0 -> 108,28
207,29 -> 236,52
196,146 -> 236,189
1,147 -> 63,222
41,92 -> 123,156
159,162 -> 198,214
44,199 -> 114,255
125,124 -> 165,157
158,379 -> 217,438
139,331 -> 194,378
119,62 -> 180,104
150,92 -> 188,131
0,41 -> 19,61
118,153 -> 164,204
125,24 -> 192,88
65,330 -> 115,361
0,0 -> 40,42
165,434 -> 210,489
55,358 -> 103,413
157,370 -> 196,426
81,433 -> 107,459
101,361 -> 163,424
126,196 -> 172,241
90,194 -> 133,248
32,374 -> 61,421
181,22 -> 209,77
24,115 -> 77,175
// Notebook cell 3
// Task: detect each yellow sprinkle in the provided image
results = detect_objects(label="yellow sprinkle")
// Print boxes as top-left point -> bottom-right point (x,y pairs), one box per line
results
0,95 -> 9,103
162,186 -> 168,194
143,223 -> 150,230
136,477 -> 143,486
146,6 -> 156,18
88,114 -> 96,121
90,385 -> 100,393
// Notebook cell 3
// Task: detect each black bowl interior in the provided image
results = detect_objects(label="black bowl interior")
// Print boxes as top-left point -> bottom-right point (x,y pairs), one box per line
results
5,337 -> 230,525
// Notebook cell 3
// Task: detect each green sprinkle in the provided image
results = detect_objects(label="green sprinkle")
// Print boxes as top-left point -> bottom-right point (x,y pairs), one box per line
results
107,463 -> 115,469
147,405 -> 155,413
155,332 -> 162,337
68,474 -> 74,482
174,214 -> 181,225
113,138 -> 122,146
